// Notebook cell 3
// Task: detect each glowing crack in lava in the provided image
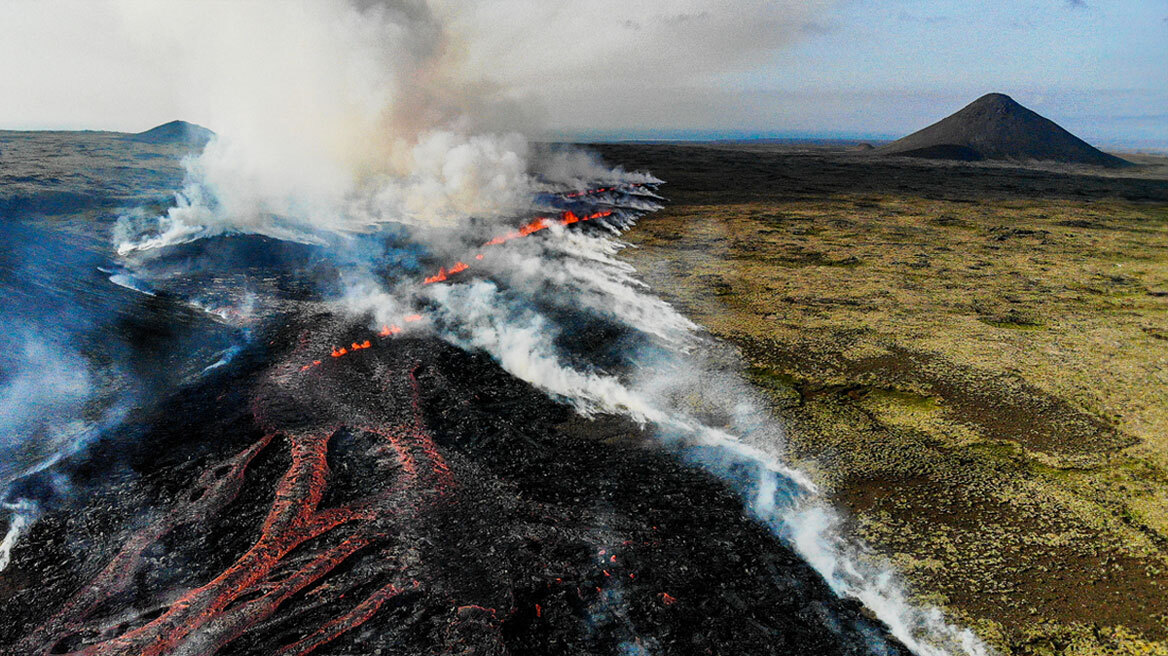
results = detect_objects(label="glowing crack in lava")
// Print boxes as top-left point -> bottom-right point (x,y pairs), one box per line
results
2,173 -> 928,655
424,209 -> 615,283
15,369 -> 450,656
301,184 -> 643,373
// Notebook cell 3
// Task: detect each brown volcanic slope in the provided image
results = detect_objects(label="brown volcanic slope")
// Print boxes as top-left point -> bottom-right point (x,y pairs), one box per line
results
874,93 -> 1131,167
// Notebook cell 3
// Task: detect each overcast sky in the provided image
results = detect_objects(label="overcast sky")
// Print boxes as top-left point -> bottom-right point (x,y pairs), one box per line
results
0,0 -> 1164,149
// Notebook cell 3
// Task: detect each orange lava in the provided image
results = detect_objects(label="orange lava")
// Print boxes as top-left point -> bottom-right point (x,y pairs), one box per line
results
20,369 -> 456,656
273,581 -> 416,656
478,209 -> 612,250
301,187 -> 621,372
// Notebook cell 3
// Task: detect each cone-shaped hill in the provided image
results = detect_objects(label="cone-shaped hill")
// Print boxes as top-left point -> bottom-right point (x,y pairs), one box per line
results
875,93 -> 1130,167
126,120 -> 214,146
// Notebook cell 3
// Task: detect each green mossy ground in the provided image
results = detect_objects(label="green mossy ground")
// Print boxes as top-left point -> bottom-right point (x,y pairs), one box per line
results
605,143 -> 1168,655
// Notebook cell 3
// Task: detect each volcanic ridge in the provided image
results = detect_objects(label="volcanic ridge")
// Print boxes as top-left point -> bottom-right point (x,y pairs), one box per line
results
874,93 -> 1130,167
126,120 -> 215,146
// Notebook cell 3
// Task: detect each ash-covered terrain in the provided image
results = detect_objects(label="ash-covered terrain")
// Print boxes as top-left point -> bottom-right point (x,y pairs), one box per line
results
0,130 -> 977,655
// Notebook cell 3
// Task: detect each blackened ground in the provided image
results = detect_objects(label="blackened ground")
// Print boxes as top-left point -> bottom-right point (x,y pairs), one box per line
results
0,311 -> 910,656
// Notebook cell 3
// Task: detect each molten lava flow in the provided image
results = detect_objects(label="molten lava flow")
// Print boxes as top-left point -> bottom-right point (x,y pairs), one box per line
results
300,185 -> 628,372
272,581 -> 416,656
13,436 -> 274,654
58,432 -> 364,656
16,367 -> 458,656
428,209 -> 614,283
479,209 -> 612,250
422,261 -> 471,284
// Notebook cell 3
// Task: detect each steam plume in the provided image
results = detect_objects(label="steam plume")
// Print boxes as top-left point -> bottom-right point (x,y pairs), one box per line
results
112,0 -> 832,253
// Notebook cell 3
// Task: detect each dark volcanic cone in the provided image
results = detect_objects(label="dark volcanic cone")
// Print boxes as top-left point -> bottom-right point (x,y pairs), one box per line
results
0,314 -> 913,656
875,93 -> 1131,167
126,120 -> 215,147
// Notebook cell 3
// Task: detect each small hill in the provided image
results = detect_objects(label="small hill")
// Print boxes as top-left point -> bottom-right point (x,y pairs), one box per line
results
875,93 -> 1130,167
126,120 -> 214,146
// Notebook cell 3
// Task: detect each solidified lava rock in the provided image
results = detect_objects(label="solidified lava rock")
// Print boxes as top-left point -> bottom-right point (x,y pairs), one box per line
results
0,315 -> 911,655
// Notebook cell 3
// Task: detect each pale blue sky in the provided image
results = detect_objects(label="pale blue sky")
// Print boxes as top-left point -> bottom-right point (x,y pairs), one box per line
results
718,0 -> 1168,148
571,0 -> 1167,148
0,1 -> 1164,149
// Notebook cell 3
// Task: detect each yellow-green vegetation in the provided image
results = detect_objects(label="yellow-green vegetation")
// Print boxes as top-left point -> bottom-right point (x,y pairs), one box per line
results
609,144 -> 1168,655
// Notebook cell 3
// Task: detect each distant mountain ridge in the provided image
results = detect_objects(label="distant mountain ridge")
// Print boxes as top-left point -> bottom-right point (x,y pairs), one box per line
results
875,93 -> 1130,167
126,120 -> 214,146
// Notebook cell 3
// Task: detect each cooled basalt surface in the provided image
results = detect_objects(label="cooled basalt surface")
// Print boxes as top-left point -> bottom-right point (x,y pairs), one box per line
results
0,130 -> 917,655
1,315 -> 910,655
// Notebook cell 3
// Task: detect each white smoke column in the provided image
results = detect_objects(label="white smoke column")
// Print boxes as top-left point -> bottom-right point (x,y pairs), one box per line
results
427,279 -> 668,423
113,0 -> 543,255
0,335 -> 92,494
0,500 -> 36,573
108,0 -> 837,255
783,505 -> 990,656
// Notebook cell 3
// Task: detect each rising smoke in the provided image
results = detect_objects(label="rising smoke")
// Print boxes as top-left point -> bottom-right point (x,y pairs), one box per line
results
105,1 -> 990,654
0,337 -> 89,572
0,221 -> 141,575
112,0 -> 835,253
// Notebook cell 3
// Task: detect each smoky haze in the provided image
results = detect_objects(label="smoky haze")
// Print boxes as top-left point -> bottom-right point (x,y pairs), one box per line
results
0,0 -> 836,135
106,0 -> 831,254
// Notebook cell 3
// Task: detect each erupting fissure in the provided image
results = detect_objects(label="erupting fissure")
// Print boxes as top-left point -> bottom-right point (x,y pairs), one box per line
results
8,178 -> 681,654
300,184 -> 648,374
478,210 -> 613,250
426,208 -> 616,284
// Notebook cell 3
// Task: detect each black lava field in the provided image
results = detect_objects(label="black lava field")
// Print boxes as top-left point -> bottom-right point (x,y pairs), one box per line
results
0,131 -> 911,655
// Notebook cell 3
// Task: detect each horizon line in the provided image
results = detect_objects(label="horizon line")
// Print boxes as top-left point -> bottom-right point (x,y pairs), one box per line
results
2,124 -> 1164,154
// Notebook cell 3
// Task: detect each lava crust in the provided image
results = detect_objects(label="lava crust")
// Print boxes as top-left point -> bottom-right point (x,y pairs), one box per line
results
0,314 -> 910,655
